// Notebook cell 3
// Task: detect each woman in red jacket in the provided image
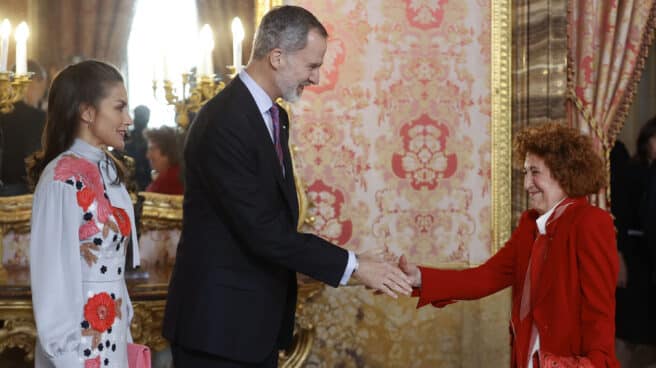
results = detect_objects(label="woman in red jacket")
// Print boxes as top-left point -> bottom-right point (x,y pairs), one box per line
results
144,126 -> 184,195
401,123 -> 619,368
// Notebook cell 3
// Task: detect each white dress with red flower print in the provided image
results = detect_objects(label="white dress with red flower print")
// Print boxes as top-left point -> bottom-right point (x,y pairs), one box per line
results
30,139 -> 140,368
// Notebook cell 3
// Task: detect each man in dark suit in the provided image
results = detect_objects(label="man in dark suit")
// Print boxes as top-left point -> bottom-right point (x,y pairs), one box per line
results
163,5 -> 411,367
0,60 -> 47,195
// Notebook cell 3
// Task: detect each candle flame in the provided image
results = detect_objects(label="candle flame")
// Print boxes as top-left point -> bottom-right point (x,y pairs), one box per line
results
15,21 -> 28,41
231,17 -> 244,43
0,19 -> 10,38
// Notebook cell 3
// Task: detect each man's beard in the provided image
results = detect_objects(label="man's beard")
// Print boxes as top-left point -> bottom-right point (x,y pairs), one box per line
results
276,71 -> 303,103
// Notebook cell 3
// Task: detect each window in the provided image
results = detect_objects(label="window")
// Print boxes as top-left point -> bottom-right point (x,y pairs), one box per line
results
127,0 -> 199,128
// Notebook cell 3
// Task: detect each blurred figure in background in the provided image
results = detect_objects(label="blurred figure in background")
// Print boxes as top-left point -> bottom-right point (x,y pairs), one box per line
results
0,60 -> 48,195
614,117 -> 656,368
124,105 -> 151,191
144,126 -> 183,195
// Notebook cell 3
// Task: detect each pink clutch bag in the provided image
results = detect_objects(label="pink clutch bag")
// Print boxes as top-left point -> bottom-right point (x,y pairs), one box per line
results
128,343 -> 151,368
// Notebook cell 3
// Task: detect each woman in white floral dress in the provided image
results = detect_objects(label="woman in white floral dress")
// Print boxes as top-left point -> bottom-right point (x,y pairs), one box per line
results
27,60 -> 140,368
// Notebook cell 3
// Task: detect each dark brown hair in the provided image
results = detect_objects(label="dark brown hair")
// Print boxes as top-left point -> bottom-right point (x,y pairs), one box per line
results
143,126 -> 181,166
513,122 -> 607,197
27,60 -> 127,187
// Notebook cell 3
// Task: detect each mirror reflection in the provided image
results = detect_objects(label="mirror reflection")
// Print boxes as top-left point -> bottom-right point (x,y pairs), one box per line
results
0,0 -> 257,197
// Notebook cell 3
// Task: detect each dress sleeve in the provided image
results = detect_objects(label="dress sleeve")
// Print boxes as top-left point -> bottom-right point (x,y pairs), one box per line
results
30,180 -> 84,367
575,210 -> 618,366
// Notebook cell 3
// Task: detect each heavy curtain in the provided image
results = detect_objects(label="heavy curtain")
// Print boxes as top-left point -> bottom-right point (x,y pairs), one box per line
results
567,0 -> 656,208
36,0 -> 136,72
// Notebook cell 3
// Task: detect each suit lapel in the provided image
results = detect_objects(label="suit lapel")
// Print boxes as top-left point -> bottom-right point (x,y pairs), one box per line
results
234,77 -> 298,218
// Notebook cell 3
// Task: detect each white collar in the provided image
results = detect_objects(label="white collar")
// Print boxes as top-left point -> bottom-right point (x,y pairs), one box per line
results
238,69 -> 275,114
535,197 -> 566,235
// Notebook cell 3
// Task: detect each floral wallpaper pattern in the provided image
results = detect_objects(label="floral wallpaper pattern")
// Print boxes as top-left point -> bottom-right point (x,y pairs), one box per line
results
289,0 -> 508,366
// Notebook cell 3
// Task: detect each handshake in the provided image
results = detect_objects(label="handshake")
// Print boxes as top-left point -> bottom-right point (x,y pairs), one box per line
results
351,249 -> 422,298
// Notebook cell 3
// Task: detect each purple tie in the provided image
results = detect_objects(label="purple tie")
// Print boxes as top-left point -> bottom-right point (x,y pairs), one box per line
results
269,105 -> 285,174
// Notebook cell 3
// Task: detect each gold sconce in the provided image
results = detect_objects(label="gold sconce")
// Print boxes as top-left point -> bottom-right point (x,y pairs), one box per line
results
0,72 -> 31,114
1,20 -> 32,114
154,74 -> 225,130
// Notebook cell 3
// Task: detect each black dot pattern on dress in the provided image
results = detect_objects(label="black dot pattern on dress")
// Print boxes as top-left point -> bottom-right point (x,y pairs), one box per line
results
105,340 -> 110,348
98,343 -> 104,351
118,267 -> 122,275
84,349 -> 91,357
104,358 -> 109,366
100,265 -> 107,274
93,238 -> 102,245
84,212 -> 93,221
75,181 -> 83,190
112,344 -> 116,352
81,320 -> 89,329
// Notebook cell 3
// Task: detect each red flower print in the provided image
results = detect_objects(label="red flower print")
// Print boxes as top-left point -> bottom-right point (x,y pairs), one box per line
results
77,187 -> 95,211
85,356 -> 100,368
112,207 -> 131,236
54,155 -> 112,223
84,292 -> 116,332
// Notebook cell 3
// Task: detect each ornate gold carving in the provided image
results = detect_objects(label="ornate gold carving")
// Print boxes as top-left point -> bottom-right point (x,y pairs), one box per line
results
130,301 -> 168,352
0,318 -> 36,361
491,0 -> 513,253
0,73 -> 32,115
279,277 -> 323,368
161,75 -> 226,130
139,192 -> 183,232
0,300 -> 37,361
0,194 -> 33,281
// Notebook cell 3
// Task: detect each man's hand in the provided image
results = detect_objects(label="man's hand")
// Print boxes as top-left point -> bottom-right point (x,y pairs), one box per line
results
353,252 -> 412,298
399,255 -> 421,288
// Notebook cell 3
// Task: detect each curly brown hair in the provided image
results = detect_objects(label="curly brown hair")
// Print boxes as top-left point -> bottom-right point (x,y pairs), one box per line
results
513,123 -> 606,197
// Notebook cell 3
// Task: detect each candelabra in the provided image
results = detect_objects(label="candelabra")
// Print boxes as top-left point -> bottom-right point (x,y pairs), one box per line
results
0,72 -> 31,114
154,73 -> 225,130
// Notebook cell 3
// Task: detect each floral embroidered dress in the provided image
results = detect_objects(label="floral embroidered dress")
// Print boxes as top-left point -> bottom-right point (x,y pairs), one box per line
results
30,139 -> 140,368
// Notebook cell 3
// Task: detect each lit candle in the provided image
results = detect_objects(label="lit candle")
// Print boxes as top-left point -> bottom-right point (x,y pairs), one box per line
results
14,22 -> 29,75
231,17 -> 244,73
199,24 -> 214,76
0,19 -> 10,72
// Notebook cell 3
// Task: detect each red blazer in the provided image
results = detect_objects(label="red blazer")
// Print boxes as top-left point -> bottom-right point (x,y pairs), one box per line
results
414,197 -> 619,367
145,165 -> 184,195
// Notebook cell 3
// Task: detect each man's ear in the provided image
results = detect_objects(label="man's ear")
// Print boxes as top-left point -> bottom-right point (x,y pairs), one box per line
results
79,103 -> 96,124
268,48 -> 283,70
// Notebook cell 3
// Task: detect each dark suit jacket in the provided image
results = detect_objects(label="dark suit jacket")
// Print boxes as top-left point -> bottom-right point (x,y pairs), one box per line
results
163,76 -> 349,362
0,101 -> 45,194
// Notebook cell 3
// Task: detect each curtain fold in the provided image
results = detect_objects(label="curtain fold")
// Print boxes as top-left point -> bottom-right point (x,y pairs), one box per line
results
37,0 -> 136,72
567,0 -> 656,208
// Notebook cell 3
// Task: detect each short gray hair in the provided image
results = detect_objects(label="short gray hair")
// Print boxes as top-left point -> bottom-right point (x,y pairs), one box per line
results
251,5 -> 328,60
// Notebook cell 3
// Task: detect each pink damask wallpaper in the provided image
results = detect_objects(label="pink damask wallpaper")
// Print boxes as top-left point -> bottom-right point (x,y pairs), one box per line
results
289,1 -> 508,366
292,0 -> 492,265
